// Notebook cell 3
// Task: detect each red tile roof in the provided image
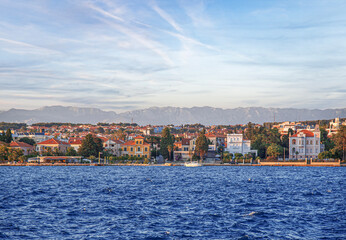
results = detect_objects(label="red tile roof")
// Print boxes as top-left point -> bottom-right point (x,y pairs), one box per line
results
10,141 -> 34,148
37,138 -> 70,145
134,136 -> 144,139
69,140 -> 82,145
123,140 -> 136,146
291,130 -> 315,138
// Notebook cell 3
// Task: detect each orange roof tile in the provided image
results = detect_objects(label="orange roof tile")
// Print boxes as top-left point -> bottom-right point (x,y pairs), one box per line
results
291,130 -> 315,138
37,138 -> 69,145
10,141 -> 34,148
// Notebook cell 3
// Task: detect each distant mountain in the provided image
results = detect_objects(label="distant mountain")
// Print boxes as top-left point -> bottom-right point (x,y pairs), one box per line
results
0,106 -> 117,124
0,105 -> 345,125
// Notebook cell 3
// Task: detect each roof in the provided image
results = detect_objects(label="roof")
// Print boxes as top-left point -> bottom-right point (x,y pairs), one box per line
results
98,137 -> 109,142
182,138 -> 190,146
291,130 -> 315,138
10,141 -> 34,148
123,141 -> 136,146
0,141 -> 8,146
134,136 -> 144,139
37,138 -> 70,145
68,139 -> 82,145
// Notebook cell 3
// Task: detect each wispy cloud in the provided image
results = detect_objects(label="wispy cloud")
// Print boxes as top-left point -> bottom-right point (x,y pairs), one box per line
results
0,37 -> 62,55
150,1 -> 183,33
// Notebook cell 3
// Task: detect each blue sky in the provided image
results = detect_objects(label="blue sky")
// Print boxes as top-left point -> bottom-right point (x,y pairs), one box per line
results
0,0 -> 345,112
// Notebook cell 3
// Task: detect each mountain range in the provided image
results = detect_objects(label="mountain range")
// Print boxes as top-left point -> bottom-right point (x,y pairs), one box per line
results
0,106 -> 345,125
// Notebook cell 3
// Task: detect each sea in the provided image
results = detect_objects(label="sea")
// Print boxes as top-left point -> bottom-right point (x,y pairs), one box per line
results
0,166 -> 345,239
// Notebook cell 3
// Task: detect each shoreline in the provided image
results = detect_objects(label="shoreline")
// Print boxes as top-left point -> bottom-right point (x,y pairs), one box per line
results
0,163 -> 344,167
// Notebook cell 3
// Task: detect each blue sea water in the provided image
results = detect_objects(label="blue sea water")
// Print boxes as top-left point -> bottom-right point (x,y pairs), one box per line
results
0,166 -> 345,239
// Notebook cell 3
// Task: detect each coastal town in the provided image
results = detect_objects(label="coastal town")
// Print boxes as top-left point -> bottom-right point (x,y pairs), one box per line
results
0,117 -> 345,166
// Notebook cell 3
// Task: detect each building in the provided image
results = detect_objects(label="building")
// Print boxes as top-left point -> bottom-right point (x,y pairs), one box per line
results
36,138 -> 70,154
102,138 -> 124,156
173,138 -> 193,161
68,138 -> 83,151
326,118 -> 346,136
226,134 -> 257,156
120,136 -> 151,159
289,129 -> 323,160
10,141 -> 34,155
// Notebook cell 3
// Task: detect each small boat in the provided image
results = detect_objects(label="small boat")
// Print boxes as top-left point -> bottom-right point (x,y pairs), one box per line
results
184,161 -> 202,167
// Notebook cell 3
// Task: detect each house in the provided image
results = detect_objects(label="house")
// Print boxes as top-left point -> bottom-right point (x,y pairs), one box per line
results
120,136 -> 151,159
68,138 -> 83,151
205,133 -> 226,151
36,138 -> 70,154
102,138 -> 124,156
173,138 -> 192,161
326,118 -> 346,136
10,141 -> 34,155
289,129 -> 323,160
226,133 -> 257,156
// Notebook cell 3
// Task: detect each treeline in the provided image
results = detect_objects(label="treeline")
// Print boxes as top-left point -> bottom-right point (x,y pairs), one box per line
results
0,122 -> 27,130
32,122 -> 82,127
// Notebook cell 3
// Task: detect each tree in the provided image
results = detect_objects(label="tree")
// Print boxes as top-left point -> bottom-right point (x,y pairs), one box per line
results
19,137 -> 35,146
0,145 -> 9,162
160,127 -> 174,160
267,143 -> 282,158
320,127 -> 334,151
8,148 -> 24,162
78,134 -> 104,157
332,126 -> 346,161
195,129 -> 209,162
5,129 -> 12,143
66,147 -> 77,156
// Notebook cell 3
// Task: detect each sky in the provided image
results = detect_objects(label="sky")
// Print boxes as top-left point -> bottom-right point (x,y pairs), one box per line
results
0,0 -> 345,112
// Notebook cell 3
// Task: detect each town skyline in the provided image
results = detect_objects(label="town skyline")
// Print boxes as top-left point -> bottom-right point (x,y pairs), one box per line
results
1,0 -> 346,111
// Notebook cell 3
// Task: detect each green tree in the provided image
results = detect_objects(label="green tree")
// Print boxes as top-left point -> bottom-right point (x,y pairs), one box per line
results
160,127 -> 174,160
78,134 -> 104,157
267,143 -> 283,158
332,126 -> 346,161
320,127 -> 334,151
0,145 -> 9,162
8,148 -> 24,162
19,137 -> 35,146
5,129 -> 12,143
195,129 -> 209,162
66,147 -> 77,156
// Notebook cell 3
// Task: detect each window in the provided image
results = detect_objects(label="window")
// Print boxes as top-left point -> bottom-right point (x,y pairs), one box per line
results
292,139 -> 296,145
145,155 -> 147,158
124,147 -> 127,151
145,147 -> 148,152
130,147 -> 133,151
138,147 -> 140,151
316,141 -> 318,145
138,154 -> 140,157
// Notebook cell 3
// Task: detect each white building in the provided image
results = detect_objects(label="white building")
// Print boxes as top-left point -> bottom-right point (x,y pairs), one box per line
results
226,134 -> 257,156
289,129 -> 323,160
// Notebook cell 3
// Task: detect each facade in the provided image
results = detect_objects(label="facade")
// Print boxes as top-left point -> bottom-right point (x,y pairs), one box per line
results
226,134 -> 257,156
289,129 -> 323,160
10,141 -> 34,155
121,136 -> 151,159
173,138 -> 193,161
205,134 -> 226,151
103,139 -> 124,156
36,138 -> 70,154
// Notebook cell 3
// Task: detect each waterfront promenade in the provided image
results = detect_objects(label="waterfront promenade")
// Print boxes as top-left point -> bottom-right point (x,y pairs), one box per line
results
0,161 -> 343,167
